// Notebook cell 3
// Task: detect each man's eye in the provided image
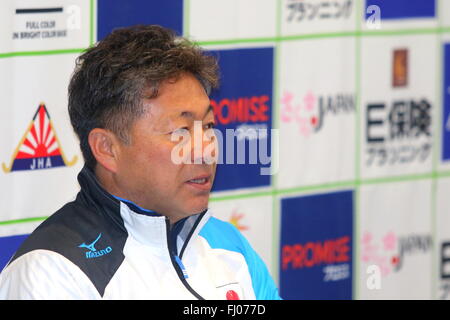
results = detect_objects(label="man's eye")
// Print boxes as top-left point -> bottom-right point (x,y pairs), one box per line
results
205,122 -> 215,129
172,127 -> 189,134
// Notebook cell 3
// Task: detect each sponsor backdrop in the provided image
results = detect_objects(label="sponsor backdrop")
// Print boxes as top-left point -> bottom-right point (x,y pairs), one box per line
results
0,0 -> 449,300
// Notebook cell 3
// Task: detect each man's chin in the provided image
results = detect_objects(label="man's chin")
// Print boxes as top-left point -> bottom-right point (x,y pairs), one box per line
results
165,196 -> 210,223
169,207 -> 207,224
184,200 -> 210,217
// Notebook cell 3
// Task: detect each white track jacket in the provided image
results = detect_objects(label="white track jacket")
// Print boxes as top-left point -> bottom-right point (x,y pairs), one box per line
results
0,166 -> 281,300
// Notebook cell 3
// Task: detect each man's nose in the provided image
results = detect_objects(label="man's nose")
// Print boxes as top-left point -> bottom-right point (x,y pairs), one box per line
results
192,121 -> 217,165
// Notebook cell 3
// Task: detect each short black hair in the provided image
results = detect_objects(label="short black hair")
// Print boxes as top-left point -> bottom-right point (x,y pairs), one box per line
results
68,24 -> 219,169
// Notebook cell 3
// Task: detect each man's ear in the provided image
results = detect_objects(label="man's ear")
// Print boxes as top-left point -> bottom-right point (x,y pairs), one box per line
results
88,128 -> 120,173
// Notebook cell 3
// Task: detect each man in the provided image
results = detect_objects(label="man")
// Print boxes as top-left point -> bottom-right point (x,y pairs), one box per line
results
0,25 -> 281,300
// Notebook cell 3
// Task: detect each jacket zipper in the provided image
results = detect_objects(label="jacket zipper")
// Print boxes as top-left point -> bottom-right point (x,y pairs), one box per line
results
165,217 -> 204,300
179,211 -> 206,260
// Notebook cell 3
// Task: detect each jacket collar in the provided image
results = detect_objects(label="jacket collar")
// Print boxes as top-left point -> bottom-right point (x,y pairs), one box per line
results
76,165 -> 210,254
77,165 -> 161,217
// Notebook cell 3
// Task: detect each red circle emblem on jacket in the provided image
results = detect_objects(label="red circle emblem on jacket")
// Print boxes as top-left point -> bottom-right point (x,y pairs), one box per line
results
226,290 -> 240,300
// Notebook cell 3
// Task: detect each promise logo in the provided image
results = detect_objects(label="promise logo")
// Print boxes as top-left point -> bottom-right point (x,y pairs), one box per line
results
170,121 -> 279,176
282,236 -> 350,270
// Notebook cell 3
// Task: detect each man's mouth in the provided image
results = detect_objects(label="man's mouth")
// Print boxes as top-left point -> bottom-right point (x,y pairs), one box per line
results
188,178 -> 208,184
186,175 -> 212,190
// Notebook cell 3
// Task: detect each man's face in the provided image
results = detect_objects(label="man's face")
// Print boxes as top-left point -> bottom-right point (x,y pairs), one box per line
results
114,73 -> 217,222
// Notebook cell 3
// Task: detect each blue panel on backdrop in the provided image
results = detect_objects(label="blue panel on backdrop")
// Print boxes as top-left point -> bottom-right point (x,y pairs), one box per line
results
97,0 -> 183,40
280,191 -> 353,300
365,0 -> 436,20
0,234 -> 28,271
208,48 -> 274,192
443,43 -> 450,161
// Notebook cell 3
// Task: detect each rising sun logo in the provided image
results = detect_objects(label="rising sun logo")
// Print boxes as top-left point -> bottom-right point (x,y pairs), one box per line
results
2,103 -> 77,173
228,209 -> 249,232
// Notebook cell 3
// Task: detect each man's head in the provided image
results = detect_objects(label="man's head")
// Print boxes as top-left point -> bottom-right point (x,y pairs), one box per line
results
68,25 -> 220,223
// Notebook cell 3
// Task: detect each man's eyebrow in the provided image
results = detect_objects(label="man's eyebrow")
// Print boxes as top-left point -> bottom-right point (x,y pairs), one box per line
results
180,105 -> 213,119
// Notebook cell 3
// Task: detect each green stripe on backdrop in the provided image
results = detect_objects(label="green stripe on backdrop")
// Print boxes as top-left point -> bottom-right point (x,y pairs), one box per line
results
361,172 -> 434,185
431,177 -> 438,300
438,170 -> 450,177
275,180 -> 356,197
0,216 -> 47,226
90,0 -> 95,46
0,48 -> 85,59
197,37 -> 278,47
353,0 -> 362,299
210,172 -> 438,204
1,29 -> 449,59
271,0 -> 283,286
196,27 -> 450,48
2,172 -> 449,226
183,0 -> 190,38
431,1 -> 443,300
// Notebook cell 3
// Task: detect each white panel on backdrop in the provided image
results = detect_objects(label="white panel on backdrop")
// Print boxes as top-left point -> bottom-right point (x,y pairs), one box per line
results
278,37 -> 356,189
436,177 -> 450,300
208,196 -> 274,275
0,0 -> 91,53
0,54 -> 83,222
359,180 -> 433,299
360,34 -> 436,179
281,0 -> 356,36
442,0 -> 450,27
188,0 -> 277,41
0,2 -> 13,53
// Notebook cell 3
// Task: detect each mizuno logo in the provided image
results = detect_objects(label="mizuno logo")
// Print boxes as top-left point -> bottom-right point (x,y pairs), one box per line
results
78,233 -> 112,259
